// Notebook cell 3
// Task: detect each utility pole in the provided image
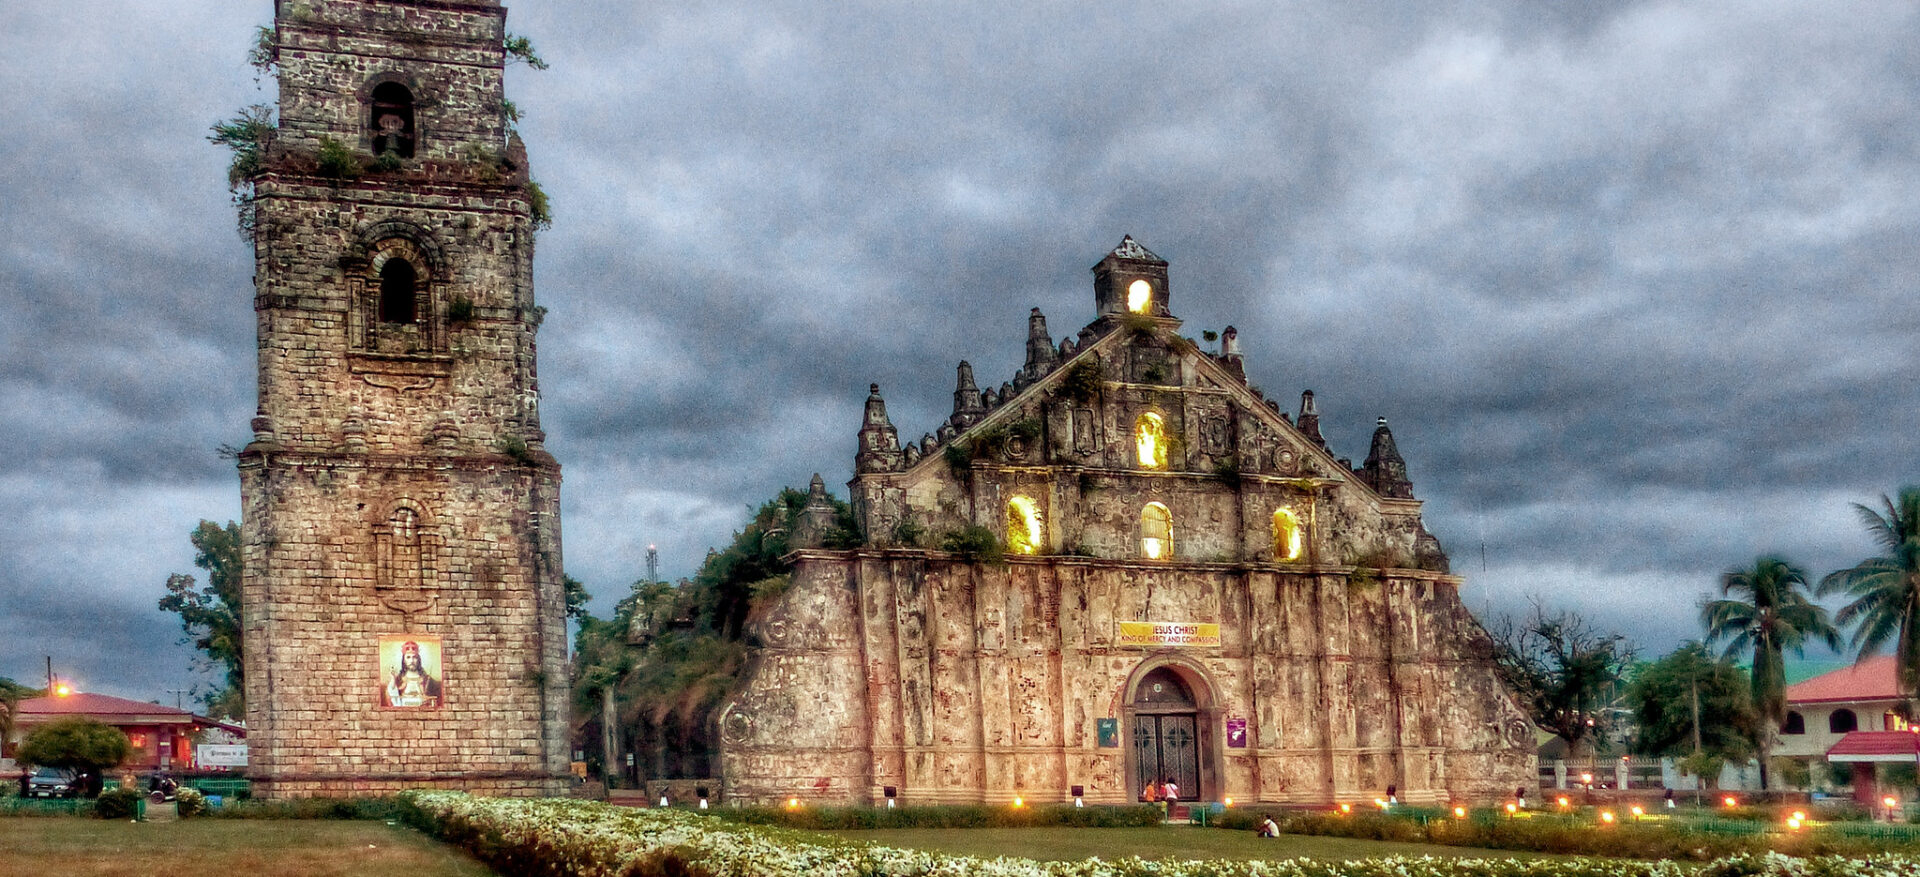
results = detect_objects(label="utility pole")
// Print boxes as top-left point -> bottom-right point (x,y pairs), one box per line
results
646,545 -> 658,584
1691,675 -> 1703,805
166,689 -> 192,711
45,656 -> 53,692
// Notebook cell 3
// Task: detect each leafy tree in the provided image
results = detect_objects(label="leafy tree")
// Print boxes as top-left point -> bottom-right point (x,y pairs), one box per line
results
1,677 -> 43,762
16,719 -> 131,797
567,485 -> 861,783
1821,488 -> 1920,697
1627,642 -> 1757,784
1701,556 -> 1841,789
157,520 -> 244,718
564,574 -> 591,620
1489,602 -> 1635,757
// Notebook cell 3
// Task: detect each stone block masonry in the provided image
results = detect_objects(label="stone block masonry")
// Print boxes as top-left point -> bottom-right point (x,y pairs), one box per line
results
237,0 -> 567,799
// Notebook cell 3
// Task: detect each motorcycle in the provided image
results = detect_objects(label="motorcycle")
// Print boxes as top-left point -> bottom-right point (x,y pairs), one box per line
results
148,774 -> 179,804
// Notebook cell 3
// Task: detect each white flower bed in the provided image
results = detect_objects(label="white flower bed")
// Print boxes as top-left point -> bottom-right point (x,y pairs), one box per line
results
398,792 -> 1920,877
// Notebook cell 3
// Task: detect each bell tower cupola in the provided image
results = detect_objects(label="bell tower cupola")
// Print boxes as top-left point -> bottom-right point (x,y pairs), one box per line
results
1092,235 -> 1171,322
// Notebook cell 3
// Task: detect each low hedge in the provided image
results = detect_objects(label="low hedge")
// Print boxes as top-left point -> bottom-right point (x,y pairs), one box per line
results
206,796 -> 406,820
718,802 -> 1165,830
398,791 -> 1920,877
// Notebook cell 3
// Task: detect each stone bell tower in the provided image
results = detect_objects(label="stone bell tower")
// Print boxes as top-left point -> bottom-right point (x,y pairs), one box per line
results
236,0 -> 568,798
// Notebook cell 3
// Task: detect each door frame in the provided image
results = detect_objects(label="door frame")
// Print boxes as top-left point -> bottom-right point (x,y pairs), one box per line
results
1119,654 -> 1224,803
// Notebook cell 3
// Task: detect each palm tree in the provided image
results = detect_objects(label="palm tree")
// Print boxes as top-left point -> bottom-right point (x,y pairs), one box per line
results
1702,556 -> 1840,790
1820,488 -> 1920,697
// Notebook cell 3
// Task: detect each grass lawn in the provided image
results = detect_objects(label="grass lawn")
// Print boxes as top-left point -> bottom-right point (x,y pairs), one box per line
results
0,817 -> 494,877
820,826 -> 1571,863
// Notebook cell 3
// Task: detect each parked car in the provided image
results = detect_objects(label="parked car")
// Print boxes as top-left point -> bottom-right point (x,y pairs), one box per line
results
26,766 -> 82,798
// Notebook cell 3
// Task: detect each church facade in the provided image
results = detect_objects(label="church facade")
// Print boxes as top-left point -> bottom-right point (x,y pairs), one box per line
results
718,239 -> 1534,806
236,0 -> 570,798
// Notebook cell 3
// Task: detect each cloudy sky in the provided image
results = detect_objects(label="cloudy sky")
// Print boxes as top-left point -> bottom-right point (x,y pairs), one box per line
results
2,1 -> 1915,704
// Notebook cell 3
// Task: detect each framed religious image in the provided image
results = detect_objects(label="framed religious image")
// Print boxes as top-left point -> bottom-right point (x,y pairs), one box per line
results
379,635 -> 445,709
1096,718 -> 1119,748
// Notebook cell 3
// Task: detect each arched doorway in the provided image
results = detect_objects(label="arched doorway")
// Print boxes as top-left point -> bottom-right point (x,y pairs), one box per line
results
1129,667 -> 1203,801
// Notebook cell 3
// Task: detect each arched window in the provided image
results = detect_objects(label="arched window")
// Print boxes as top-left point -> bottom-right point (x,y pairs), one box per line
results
380,258 -> 418,324
1830,709 -> 1858,734
1272,508 -> 1303,561
1781,711 -> 1805,735
1135,412 -> 1167,469
1127,279 -> 1153,314
1006,495 -> 1043,556
1140,502 -> 1172,560
370,82 -> 416,158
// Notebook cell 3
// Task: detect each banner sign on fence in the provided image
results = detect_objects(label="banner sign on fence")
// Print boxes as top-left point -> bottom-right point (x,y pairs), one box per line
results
196,745 -> 248,767
1116,622 -> 1221,647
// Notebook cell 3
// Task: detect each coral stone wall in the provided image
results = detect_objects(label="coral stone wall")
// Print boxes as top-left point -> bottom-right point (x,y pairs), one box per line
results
720,551 -> 1534,807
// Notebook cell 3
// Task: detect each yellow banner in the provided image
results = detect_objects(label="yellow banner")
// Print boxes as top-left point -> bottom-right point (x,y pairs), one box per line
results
1117,622 -> 1221,647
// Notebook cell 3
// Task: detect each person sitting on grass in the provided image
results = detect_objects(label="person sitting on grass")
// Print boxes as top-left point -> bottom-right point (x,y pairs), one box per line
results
1259,816 -> 1279,837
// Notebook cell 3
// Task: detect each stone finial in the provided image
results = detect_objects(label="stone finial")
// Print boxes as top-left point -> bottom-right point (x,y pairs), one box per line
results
342,406 -> 368,454
1414,520 -> 1449,573
430,410 -> 461,450
856,384 -> 903,473
1219,325 -> 1245,380
1024,307 -> 1059,378
794,473 -> 840,548
1361,416 -> 1414,499
950,361 -> 985,428
251,410 -> 277,444
1296,391 -> 1326,450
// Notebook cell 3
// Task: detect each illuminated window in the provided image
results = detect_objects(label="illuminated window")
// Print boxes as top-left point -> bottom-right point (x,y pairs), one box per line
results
1134,412 -> 1167,469
1127,279 -> 1153,314
1140,503 -> 1172,559
1272,508 -> 1302,561
1887,712 -> 1910,732
1006,495 -> 1043,556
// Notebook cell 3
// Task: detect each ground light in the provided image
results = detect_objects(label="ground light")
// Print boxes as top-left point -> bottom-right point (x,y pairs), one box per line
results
1012,796 -> 1024,808
1599,811 -> 1615,824
1374,798 -> 1390,810
1505,803 -> 1517,818
786,798 -> 799,810
1454,806 -> 1467,819
1557,796 -> 1571,809
1338,803 -> 1352,815
1630,805 -> 1644,822
1224,797 -> 1233,807
1724,796 -> 1738,808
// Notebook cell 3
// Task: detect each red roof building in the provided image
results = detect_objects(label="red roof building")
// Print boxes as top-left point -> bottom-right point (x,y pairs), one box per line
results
3,692 -> 244,773
1778,656 -> 1913,803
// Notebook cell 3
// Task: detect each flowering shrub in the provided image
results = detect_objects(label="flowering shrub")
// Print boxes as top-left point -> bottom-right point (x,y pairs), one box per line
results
720,802 -> 1164,830
174,787 -> 208,819
1212,808 -> 1920,861
397,792 -> 1920,877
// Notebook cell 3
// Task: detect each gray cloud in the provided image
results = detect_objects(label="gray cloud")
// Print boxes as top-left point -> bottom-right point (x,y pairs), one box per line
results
4,0 -> 1917,699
